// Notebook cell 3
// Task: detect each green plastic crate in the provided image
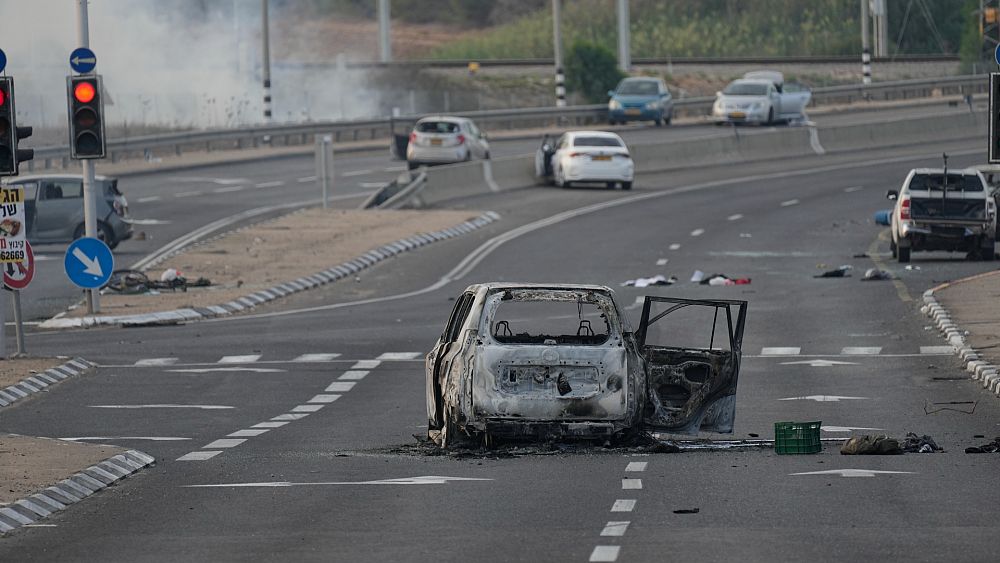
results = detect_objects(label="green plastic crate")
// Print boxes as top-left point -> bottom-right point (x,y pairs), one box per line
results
774,421 -> 822,454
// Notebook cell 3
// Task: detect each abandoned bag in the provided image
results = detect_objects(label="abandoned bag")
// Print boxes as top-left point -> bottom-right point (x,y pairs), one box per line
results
840,434 -> 903,455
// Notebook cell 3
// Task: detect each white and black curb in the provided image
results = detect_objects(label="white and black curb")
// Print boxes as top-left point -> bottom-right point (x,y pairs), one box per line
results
40,211 -> 501,329
0,449 -> 154,535
921,289 -> 1000,395
0,358 -> 97,410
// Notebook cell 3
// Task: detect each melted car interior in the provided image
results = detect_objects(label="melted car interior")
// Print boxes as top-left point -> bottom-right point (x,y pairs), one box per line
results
490,290 -> 613,346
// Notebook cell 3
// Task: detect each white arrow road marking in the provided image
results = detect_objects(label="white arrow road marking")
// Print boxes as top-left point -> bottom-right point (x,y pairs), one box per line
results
778,395 -> 869,402
762,347 -> 801,356
821,426 -> 884,432
60,436 -> 191,441
72,247 -> 104,277
791,469 -> 914,478
185,476 -> 493,488
89,404 -> 233,409
167,367 -> 285,374
780,359 -> 858,367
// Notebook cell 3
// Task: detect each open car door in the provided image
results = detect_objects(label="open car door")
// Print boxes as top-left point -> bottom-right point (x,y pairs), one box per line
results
636,297 -> 747,434
534,136 -> 555,180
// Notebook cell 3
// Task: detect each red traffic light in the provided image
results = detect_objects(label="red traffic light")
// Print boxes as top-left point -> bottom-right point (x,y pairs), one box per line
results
0,89 -> 5,107
74,81 -> 96,103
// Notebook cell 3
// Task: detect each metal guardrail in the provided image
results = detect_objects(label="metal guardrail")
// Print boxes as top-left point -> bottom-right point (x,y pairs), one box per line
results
26,74 -> 989,172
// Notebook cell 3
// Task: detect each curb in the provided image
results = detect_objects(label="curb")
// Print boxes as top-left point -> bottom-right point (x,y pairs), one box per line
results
0,358 -> 98,409
0,448 -> 155,535
921,270 -> 1000,395
40,211 -> 502,329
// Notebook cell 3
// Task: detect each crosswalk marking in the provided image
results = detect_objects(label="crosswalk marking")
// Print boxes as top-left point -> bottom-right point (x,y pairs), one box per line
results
611,499 -> 636,512
271,413 -> 310,421
325,381 -> 356,393
308,394 -> 341,404
625,462 -> 647,472
600,521 -> 630,537
376,352 -> 421,360
292,404 -> 325,413
352,360 -> 381,369
841,347 -> 882,355
204,439 -> 245,449
292,353 -> 342,363
252,421 -> 290,429
177,451 -> 222,461
218,355 -> 261,364
339,370 -> 368,380
590,546 -> 621,562
134,358 -> 178,366
921,346 -> 954,354
228,429 -> 270,437
761,347 -> 800,356
621,479 -> 642,490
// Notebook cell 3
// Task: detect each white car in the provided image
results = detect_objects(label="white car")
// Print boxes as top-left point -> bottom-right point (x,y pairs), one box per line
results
712,71 -> 811,125
535,131 -> 634,190
406,116 -> 490,170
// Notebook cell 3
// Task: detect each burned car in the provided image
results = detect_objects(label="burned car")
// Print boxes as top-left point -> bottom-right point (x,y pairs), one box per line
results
426,283 -> 747,446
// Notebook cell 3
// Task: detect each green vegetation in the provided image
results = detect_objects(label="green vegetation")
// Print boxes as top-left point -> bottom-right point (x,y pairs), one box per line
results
564,42 -> 625,103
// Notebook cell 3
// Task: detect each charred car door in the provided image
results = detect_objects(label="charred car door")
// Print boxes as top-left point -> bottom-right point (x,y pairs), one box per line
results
426,292 -> 476,430
636,297 -> 747,434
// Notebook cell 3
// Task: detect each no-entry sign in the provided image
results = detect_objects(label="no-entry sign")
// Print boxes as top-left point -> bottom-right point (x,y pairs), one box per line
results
3,240 -> 33,289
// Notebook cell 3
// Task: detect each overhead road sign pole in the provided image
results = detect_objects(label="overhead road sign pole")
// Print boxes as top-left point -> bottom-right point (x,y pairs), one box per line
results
989,73 -> 1000,164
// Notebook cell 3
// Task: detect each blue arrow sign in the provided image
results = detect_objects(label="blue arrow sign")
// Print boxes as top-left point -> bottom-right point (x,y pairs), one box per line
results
64,237 -> 113,289
69,47 -> 96,74
0,49 -> 6,74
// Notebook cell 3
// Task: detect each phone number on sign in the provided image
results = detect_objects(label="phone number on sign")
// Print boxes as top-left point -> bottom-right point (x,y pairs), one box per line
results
0,250 -> 25,262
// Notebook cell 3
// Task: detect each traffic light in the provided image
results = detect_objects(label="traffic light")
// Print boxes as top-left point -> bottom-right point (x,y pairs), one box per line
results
67,75 -> 106,159
0,77 -> 14,175
991,74 -> 1000,164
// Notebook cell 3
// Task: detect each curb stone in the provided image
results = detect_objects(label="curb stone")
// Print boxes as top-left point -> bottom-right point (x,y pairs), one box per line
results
39,211 -> 502,329
922,277 -> 1000,397
0,449 -> 154,535
0,358 -> 97,410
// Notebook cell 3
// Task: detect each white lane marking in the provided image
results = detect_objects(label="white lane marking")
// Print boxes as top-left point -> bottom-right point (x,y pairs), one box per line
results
752,353 -> 947,359
844,186 -> 863,193
136,196 -> 161,203
23,525 -> 58,528
621,478 -> 643,490
762,347 -> 800,356
177,451 -> 222,461
167,367 -> 285,373
589,546 -> 621,562
341,169 -> 373,177
383,166 -> 406,172
228,429 -> 270,437
778,396 -> 869,402
600,521 -> 630,537
186,476 -> 493,488
297,176 -> 317,183
204,439 -> 246,449
60,436 -> 191,442
376,352 -> 421,360
252,421 -> 290,428
134,357 -> 178,366
271,413 -> 310,421
292,404 -> 325,412
625,462 -> 647,472
325,381 -> 356,392
669,243 -> 681,250
89,404 -> 233,410
254,180 -> 285,188
308,394 -> 341,403
727,213 -> 743,221
218,355 -> 262,364
655,258 -> 668,266
213,185 -> 245,194
921,346 -> 954,354
780,199 -> 800,207
624,296 -> 644,311
292,353 -> 342,362
821,426 -> 884,432
352,360 -> 381,369
690,228 -> 705,237
339,371 -> 368,380
611,499 -> 636,512
779,359 -> 857,367
126,218 -> 171,226
792,469 -> 914,478
841,347 -> 882,355
360,182 -> 387,188
174,191 -> 202,198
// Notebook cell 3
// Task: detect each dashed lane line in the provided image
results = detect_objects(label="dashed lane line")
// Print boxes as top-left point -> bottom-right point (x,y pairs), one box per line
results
218,355 -> 262,364
341,169 -> 373,177
228,429 -> 270,437
252,421 -> 290,429
761,347 -> 801,356
213,185 -> 246,194
292,353 -> 342,362
621,479 -> 643,490
780,199 -> 800,207
292,404 -> 325,413
308,394 -> 341,403
177,451 -> 222,461
589,546 -> 621,562
134,358 -> 178,366
669,243 -> 681,250
89,404 -> 233,409
841,347 -> 882,355
727,213 -> 743,221
204,439 -> 246,449
625,462 -> 647,472
921,346 -> 954,354
297,176 -> 317,183
690,228 -> 705,237
325,381 -> 356,392
844,186 -> 863,193
136,196 -> 162,203
352,360 -> 381,369
611,499 -> 636,512
174,191 -> 202,198
600,522 -> 630,537
254,181 -> 286,188
340,370 -> 368,380
376,352 -> 422,360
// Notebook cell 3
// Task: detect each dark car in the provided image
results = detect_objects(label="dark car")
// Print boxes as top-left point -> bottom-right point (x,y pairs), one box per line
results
7,174 -> 132,249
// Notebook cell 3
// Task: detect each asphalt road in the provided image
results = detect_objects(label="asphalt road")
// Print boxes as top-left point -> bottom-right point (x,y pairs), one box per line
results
2,128 -> 999,561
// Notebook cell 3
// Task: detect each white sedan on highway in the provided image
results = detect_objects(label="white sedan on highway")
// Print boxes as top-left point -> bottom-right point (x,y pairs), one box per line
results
535,131 -> 634,190
406,116 -> 490,170
712,71 -> 811,125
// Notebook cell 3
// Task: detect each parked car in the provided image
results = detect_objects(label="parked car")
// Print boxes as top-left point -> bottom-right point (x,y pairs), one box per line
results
6,174 -> 132,249
607,77 -> 674,126
973,163 -> 1000,242
425,282 -> 747,446
887,167 -> 997,262
712,71 -> 811,125
535,131 -> 634,189
406,116 -> 490,170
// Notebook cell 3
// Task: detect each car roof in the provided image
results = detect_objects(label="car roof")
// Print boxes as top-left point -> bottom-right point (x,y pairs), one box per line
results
728,78 -> 772,87
621,77 -> 660,83
973,164 -> 1000,172
416,116 -> 466,123
743,70 -> 784,84
910,167 -> 981,175
467,282 -> 614,293
564,130 -> 623,139
9,174 -> 115,182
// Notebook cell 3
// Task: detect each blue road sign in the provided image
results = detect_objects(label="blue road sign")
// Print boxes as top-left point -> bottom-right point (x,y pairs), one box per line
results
0,49 -> 6,74
64,237 -> 113,289
69,47 -> 97,74
996,44 -> 1000,66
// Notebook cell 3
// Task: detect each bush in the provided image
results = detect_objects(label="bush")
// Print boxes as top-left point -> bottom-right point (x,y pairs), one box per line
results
565,41 -> 625,103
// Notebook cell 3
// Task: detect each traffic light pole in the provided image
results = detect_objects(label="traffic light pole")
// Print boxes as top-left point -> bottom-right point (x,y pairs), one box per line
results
77,0 -> 99,313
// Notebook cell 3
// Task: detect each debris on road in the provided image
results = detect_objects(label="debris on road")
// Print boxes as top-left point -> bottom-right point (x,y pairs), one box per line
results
105,269 -> 211,294
852,253 -> 870,258
861,268 -> 895,281
621,274 -> 678,287
840,434 -> 903,455
965,437 -> 1000,453
904,265 -> 921,271
699,273 -> 751,286
814,265 -> 852,278
924,400 -> 977,414
673,508 -> 700,514
901,432 -> 943,453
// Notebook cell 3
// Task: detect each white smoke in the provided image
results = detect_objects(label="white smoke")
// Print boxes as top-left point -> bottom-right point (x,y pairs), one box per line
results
0,0 -> 379,137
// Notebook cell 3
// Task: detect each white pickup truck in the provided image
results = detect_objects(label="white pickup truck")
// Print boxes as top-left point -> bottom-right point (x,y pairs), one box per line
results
712,71 -> 811,125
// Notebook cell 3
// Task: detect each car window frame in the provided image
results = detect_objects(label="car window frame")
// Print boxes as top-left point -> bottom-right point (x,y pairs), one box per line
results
442,293 -> 475,344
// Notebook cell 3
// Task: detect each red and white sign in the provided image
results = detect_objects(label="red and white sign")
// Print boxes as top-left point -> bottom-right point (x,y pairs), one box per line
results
4,240 -> 33,290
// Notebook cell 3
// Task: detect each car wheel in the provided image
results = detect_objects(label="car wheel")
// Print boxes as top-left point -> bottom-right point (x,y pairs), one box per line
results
665,111 -> 673,125
897,246 -> 910,263
484,151 -> 491,160
407,161 -> 418,170
981,238 -> 996,261
890,239 -> 897,258
654,118 -> 663,127
622,181 -> 632,190
74,222 -> 117,249
606,182 -> 616,190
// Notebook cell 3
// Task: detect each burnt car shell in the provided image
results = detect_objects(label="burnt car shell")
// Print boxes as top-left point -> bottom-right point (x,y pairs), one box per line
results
426,283 -> 747,447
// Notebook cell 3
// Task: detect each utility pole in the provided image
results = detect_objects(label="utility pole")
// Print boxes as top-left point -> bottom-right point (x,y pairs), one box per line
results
871,0 -> 888,58
76,0 -> 99,313
378,0 -> 392,63
552,0 -> 565,107
617,0 -> 631,73
262,0 -> 272,121
861,0 -> 872,84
